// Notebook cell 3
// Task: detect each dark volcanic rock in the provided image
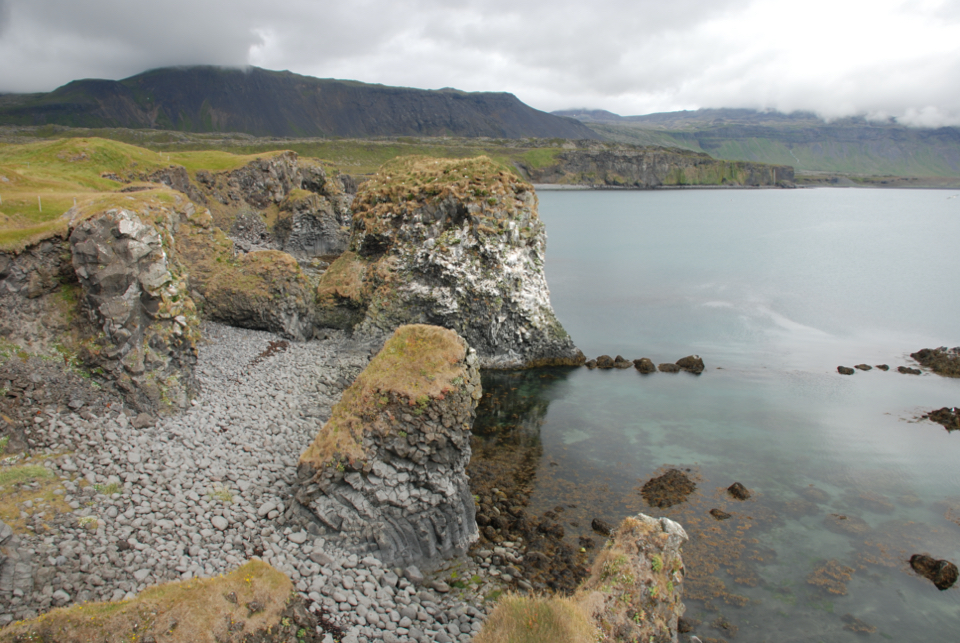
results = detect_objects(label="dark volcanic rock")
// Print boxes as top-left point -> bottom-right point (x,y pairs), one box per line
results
613,355 -> 633,369
911,347 -> 960,377
837,366 -> 855,375
634,357 -> 656,374
676,355 -> 705,374
641,469 -> 697,508
709,508 -> 732,521
854,364 -> 872,371
910,554 -> 959,590
293,325 -> 480,567
875,364 -> 890,371
898,366 -> 922,375
658,363 -> 681,373
923,407 -> 960,432
591,518 -> 614,536
727,482 -> 752,500
595,355 -> 615,369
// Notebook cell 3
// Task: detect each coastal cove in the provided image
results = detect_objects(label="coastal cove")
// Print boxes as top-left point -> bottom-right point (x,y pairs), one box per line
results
471,187 -> 960,641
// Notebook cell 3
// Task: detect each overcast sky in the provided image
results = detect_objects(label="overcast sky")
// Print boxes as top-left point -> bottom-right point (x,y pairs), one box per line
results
2,0 -> 960,126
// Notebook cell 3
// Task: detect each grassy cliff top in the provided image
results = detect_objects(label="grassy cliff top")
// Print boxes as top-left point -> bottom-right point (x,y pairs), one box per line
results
0,137 -> 290,251
0,560 -> 292,643
300,324 -> 468,467
357,155 -> 533,206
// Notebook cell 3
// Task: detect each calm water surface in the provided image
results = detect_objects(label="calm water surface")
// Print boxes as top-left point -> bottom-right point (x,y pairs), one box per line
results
475,188 -> 960,642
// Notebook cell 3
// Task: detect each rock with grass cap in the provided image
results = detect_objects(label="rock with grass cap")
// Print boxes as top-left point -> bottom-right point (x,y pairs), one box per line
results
313,156 -> 584,368
294,324 -> 481,567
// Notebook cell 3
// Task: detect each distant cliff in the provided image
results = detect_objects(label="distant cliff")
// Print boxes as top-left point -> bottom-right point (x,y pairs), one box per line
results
518,145 -> 793,188
0,66 -> 600,140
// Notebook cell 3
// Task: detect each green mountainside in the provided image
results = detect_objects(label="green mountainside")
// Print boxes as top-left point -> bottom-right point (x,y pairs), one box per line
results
555,108 -> 960,180
0,66 -> 599,140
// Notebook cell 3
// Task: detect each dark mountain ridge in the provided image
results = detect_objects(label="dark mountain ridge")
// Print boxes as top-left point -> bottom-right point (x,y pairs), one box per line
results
0,66 -> 600,140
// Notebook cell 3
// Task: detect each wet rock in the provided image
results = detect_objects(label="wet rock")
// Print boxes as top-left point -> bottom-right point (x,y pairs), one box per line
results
633,357 -> 656,374
727,482 -> 751,500
613,355 -> 632,369
910,347 -> 960,377
293,325 -> 480,568
837,366 -> 855,375
595,355 -> 615,369
641,469 -> 696,508
898,366 -> 922,375
923,407 -> 960,432
658,363 -> 681,373
709,508 -> 732,520
875,364 -> 890,371
910,554 -> 958,590
585,359 -> 598,369
591,518 -> 614,536
854,364 -> 872,371
676,355 -> 705,374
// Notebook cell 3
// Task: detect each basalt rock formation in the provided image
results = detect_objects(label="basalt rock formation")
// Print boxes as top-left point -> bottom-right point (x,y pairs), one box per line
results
293,324 -> 481,567
274,189 -> 353,260
314,156 -> 584,369
69,207 -> 200,411
519,145 -> 793,188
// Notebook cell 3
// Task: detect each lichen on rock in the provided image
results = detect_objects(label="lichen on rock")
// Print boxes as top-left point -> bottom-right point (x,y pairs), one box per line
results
314,155 -> 584,368
294,324 -> 481,567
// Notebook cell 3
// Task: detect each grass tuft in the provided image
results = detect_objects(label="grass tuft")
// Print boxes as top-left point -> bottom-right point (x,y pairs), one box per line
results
473,594 -> 596,643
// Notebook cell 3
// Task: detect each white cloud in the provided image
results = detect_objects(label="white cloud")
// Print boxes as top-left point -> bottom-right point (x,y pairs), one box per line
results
1,0 -> 959,126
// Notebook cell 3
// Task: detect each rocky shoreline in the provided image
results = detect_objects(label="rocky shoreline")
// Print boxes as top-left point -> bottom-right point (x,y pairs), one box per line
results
0,323 -> 507,642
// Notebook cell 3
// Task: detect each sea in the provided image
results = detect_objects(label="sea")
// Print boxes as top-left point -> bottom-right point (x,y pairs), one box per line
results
473,187 -> 960,642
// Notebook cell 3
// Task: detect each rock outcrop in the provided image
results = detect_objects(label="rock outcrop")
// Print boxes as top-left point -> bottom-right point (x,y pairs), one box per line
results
579,514 -> 688,643
274,188 -> 353,259
293,324 -> 481,567
911,347 -> 960,377
0,521 -> 33,602
519,145 -> 794,188
314,156 -> 584,369
70,207 -> 200,411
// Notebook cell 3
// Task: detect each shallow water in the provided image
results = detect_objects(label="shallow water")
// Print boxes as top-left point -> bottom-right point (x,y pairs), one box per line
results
473,188 -> 960,641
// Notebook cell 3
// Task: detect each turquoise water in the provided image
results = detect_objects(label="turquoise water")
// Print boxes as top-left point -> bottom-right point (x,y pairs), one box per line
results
477,188 -> 960,642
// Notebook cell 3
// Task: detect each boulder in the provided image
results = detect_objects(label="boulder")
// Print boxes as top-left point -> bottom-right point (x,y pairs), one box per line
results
595,355 -> 615,369
634,357 -> 656,374
676,355 -> 705,374
910,554 -> 959,590
578,514 -> 689,643
313,156 -> 584,369
70,207 -> 200,411
591,518 -> 614,536
658,363 -> 681,373
727,482 -> 752,500
854,364 -> 872,371
585,359 -> 598,369
294,324 -> 481,567
898,366 -> 922,375
613,355 -> 633,369
837,366 -> 855,375
875,364 -> 890,371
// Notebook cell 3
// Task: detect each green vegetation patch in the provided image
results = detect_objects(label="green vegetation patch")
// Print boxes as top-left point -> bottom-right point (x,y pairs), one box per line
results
473,594 -> 596,643
299,324 -> 467,467
0,560 -> 293,643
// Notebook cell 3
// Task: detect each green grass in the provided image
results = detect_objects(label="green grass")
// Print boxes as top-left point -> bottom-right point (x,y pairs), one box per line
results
0,464 -> 53,486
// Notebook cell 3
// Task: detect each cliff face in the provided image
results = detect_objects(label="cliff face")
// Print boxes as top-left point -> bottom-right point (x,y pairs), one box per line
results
314,156 -> 584,369
520,146 -> 794,187
293,325 -> 481,567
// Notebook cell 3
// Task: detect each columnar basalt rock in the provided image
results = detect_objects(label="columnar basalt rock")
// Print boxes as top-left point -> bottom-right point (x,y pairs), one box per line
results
69,207 -> 200,411
273,189 -> 353,259
293,324 -> 481,567
314,156 -> 584,368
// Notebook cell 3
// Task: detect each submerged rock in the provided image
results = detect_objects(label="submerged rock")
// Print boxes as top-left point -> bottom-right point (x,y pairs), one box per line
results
898,366 -> 922,375
641,469 -> 696,508
727,482 -> 752,500
293,324 -> 480,567
591,517 -> 614,536
709,508 -> 732,521
909,554 -> 958,590
313,156 -> 584,369
658,362 -> 681,373
854,364 -> 872,371
876,364 -> 890,371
